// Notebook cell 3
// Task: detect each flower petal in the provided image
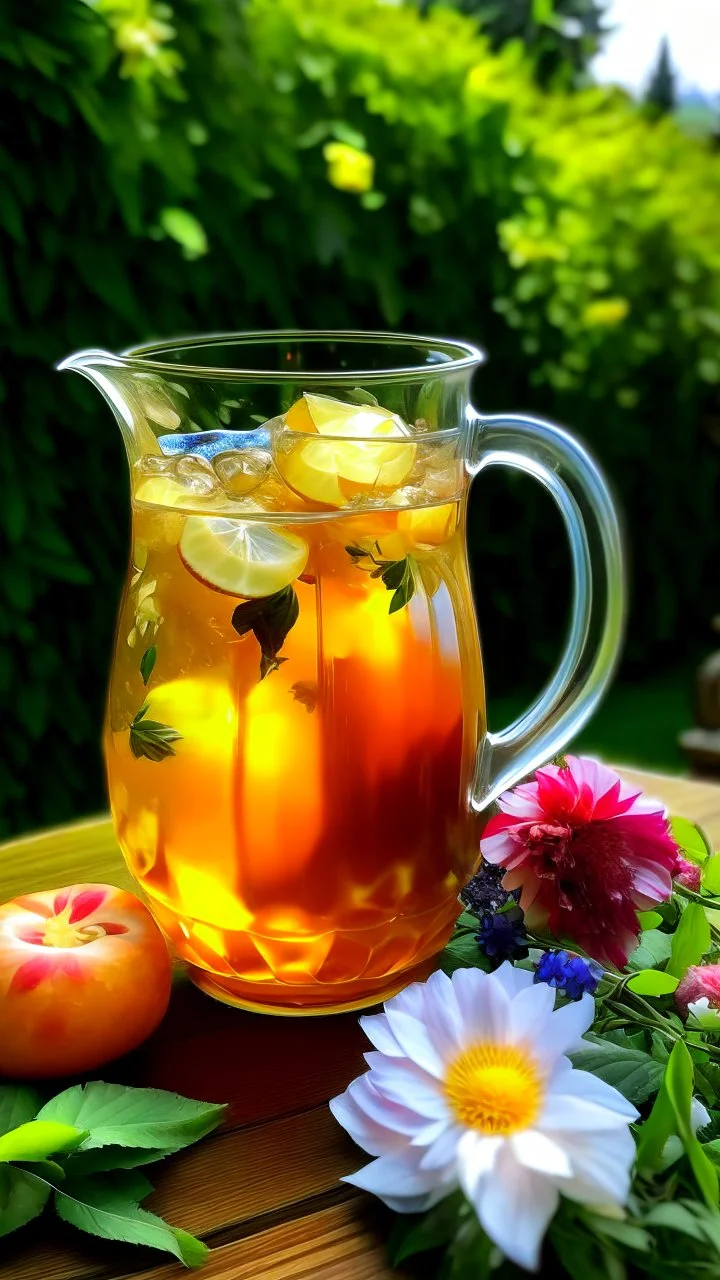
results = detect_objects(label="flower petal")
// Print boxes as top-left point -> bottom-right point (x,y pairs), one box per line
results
540,1068 -> 639,1126
554,1126 -> 636,1204
384,1008 -> 445,1079
329,1089 -> 408,1157
365,1057 -> 450,1122
532,993 -> 595,1065
491,959 -> 535,1000
418,1124 -> 465,1171
359,1012 -> 405,1058
506,980 -> 558,1045
456,1129 -> 503,1202
347,1075 -> 429,1138
473,1144 -> 559,1272
342,1151 -> 440,1200
510,1129 -> 572,1178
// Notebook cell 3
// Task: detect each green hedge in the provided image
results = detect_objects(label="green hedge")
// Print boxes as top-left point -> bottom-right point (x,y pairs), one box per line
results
1,0 -> 719,834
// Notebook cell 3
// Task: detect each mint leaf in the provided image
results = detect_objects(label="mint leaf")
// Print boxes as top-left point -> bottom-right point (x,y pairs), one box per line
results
129,702 -> 182,761
571,1033 -> 664,1104
344,546 -> 416,614
0,1086 -> 42,1137
232,585 -> 299,680
37,1083 -> 226,1153
386,557 -> 416,614
0,1166 -> 50,1238
54,1171 -> 208,1267
0,1121 -> 87,1164
139,644 -> 157,686
667,902 -> 711,979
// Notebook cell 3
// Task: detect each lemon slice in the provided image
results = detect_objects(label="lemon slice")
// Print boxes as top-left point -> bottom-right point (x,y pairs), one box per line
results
279,393 -> 416,506
397,503 -> 457,547
135,476 -> 192,507
179,517 -> 309,597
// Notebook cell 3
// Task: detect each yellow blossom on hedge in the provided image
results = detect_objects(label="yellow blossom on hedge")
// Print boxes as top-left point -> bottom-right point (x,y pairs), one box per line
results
582,297 -> 631,327
323,142 -> 374,194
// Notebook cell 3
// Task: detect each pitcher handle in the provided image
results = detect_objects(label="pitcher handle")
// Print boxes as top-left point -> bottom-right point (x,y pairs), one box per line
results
468,411 -> 625,812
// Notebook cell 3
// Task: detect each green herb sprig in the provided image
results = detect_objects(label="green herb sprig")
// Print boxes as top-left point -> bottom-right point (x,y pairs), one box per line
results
345,543 -> 416,613
129,702 -> 182,761
232,584 -> 299,679
0,1081 -> 226,1266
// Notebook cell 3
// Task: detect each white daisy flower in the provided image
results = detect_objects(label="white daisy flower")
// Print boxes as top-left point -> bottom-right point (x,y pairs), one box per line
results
330,964 -> 638,1272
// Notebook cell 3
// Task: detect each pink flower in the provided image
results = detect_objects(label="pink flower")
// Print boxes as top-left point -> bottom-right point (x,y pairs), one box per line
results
676,965 -> 720,1016
480,756 -> 676,968
673,855 -> 702,893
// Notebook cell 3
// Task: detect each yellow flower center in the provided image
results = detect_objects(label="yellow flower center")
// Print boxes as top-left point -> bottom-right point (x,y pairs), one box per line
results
445,1043 -> 542,1135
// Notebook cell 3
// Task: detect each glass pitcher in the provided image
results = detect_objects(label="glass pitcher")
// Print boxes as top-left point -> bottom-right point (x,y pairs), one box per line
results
60,332 -> 623,1015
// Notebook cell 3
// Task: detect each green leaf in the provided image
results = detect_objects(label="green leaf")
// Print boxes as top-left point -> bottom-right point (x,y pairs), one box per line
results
129,702 -> 182,762
64,1146 -> 181,1176
570,1034 -> 664,1104
139,644 -> 157,686
388,1191 -> 462,1265
37,1083 -> 226,1154
627,929 -> 673,971
344,387 -> 380,407
626,970 -> 679,997
439,934 -> 492,977
382,557 -> 416,614
0,1165 -> 51,1238
0,1086 -> 42,1137
665,1040 -> 719,1208
584,1212 -> 652,1252
703,855 -> 720,896
667,902 -> 711,979
159,207 -> 208,259
637,910 -> 663,931
532,0 -> 555,25
232,586 -> 299,680
671,815 -> 712,866
0,1121 -> 87,1164
54,1171 -> 208,1267
636,1070 -> 676,1173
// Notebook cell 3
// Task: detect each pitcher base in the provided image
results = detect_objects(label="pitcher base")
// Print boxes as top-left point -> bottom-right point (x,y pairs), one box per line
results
188,958 -> 437,1016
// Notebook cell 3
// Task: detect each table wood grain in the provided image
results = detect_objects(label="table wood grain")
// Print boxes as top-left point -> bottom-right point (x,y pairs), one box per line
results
2,766 -> 720,1280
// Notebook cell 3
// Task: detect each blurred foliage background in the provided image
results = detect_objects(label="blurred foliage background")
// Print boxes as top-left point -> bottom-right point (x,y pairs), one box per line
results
0,0 -> 719,835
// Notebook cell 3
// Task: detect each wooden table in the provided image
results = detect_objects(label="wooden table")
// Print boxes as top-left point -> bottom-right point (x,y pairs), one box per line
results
2,767 -> 720,1280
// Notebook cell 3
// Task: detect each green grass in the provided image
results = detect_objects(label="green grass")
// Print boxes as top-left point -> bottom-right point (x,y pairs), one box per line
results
490,663 -> 696,776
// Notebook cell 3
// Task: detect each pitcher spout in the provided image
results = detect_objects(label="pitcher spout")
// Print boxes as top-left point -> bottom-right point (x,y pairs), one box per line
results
57,347 -> 161,461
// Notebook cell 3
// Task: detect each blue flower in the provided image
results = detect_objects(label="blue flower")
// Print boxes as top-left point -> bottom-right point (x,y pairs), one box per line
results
534,950 -> 603,1001
476,906 -> 528,962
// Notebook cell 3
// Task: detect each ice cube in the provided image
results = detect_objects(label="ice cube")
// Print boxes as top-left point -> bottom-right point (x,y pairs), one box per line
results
213,447 -> 271,497
174,455 -> 218,496
158,427 -> 271,461
135,455 -> 176,478
386,484 -> 428,509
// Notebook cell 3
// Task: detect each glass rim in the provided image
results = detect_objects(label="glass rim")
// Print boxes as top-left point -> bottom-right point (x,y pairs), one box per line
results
120,329 -> 486,383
